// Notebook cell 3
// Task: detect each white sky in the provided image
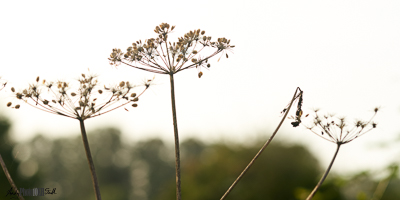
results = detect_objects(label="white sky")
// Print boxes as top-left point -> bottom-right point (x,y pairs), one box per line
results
1,0 -> 400,175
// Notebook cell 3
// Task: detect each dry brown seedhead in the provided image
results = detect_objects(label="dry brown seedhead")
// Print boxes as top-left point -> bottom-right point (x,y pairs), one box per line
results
8,74 -> 150,120
109,23 -> 234,77
305,109 -> 379,144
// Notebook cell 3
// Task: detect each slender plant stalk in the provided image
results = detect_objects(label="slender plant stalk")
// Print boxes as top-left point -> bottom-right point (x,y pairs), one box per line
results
306,143 -> 341,200
79,119 -> 101,200
371,164 -> 398,200
0,154 -> 24,200
371,177 -> 391,200
169,73 -> 182,200
220,87 -> 302,200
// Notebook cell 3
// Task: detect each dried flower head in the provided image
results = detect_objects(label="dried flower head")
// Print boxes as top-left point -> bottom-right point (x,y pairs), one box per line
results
9,74 -> 150,120
305,109 -> 379,144
109,23 -> 234,77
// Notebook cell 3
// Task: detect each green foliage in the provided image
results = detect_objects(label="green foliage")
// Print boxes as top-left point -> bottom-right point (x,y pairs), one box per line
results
1,120 -> 399,200
157,140 -> 335,200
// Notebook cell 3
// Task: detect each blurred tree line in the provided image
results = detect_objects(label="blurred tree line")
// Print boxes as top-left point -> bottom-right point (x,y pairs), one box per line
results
0,116 -> 399,200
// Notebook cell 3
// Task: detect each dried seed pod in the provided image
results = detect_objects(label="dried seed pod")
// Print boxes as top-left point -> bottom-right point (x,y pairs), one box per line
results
291,121 -> 300,127
43,100 -> 49,105
7,102 -> 12,107
16,93 -> 23,99
119,81 -> 125,87
36,76 -> 40,82
15,105 -> 20,109
198,71 -> 203,78
132,97 -> 139,102
11,87 -> 15,92
98,90 -> 103,94
71,92 -> 77,96
132,103 -> 138,107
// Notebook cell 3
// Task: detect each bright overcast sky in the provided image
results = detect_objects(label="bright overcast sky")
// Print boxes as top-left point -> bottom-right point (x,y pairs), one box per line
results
1,0 -> 400,175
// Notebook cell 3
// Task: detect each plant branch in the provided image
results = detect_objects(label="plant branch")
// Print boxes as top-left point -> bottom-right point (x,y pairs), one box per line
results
306,143 -> 341,200
0,154 -> 24,200
79,119 -> 101,200
220,87 -> 302,200
169,73 -> 181,200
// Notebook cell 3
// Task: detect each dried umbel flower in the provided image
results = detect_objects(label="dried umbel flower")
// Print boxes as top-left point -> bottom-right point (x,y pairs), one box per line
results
109,23 -> 234,77
7,73 -> 151,200
305,107 -> 379,144
304,107 -> 379,200
8,74 -> 150,119
109,23 -> 234,200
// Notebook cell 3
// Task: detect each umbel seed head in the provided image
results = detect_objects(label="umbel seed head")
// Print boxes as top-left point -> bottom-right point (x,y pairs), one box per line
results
108,23 -> 234,77
8,73 -> 149,120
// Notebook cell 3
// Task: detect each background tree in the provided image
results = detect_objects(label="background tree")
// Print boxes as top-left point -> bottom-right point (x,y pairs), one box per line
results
2,122 -> 399,200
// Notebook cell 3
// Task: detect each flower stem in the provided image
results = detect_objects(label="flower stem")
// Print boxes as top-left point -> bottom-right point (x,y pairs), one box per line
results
0,154 -> 24,200
169,73 -> 182,200
306,143 -> 341,200
79,119 -> 101,200
220,87 -> 302,200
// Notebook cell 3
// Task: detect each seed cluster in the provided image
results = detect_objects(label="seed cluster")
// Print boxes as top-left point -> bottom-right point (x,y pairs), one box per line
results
8,74 -> 149,120
306,108 -> 379,144
109,23 -> 234,77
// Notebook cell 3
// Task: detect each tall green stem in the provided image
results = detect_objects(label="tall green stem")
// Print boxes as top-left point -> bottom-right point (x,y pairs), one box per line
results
79,119 -> 101,200
0,154 -> 24,200
220,87 -> 302,200
306,143 -> 341,200
169,73 -> 182,200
